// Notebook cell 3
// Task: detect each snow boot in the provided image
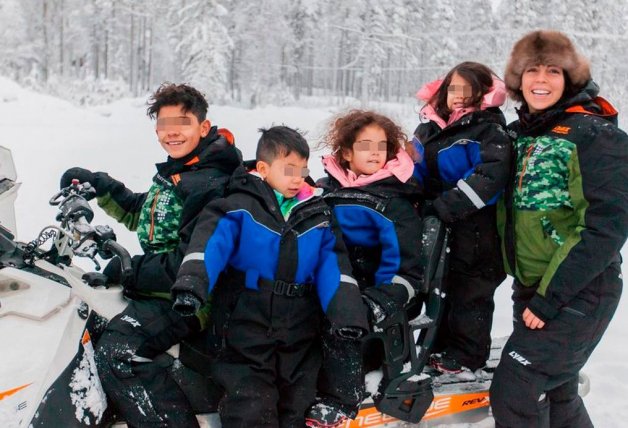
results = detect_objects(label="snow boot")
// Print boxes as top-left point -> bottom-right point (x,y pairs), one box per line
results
305,402 -> 348,428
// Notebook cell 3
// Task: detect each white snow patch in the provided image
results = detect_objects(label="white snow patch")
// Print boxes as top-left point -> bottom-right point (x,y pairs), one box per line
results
406,372 -> 430,382
364,370 -> 384,397
69,339 -> 107,424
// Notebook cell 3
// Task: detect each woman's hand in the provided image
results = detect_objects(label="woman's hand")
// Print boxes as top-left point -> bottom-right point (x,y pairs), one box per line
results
523,307 -> 545,329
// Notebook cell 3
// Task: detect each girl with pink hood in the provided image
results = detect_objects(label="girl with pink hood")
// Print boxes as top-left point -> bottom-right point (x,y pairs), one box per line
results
305,110 -> 423,427
409,61 -> 512,378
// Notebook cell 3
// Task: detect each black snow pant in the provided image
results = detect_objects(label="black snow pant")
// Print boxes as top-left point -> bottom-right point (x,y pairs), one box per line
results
314,326 -> 365,418
95,299 -> 200,428
490,263 -> 622,428
434,208 -> 505,370
210,286 -> 323,428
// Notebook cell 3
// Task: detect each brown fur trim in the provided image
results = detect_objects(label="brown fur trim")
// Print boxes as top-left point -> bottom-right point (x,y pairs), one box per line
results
505,30 -> 590,102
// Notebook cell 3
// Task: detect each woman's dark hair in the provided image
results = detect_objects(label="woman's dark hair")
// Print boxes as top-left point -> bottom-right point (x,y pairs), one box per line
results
321,110 -> 406,170
430,61 -> 497,120
556,72 -> 580,106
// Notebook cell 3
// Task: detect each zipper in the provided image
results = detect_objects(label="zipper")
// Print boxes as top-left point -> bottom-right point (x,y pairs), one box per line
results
518,144 -> 536,192
149,189 -> 160,241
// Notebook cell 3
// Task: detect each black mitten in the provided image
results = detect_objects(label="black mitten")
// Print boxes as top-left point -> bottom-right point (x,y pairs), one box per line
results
173,291 -> 202,317
135,312 -> 201,360
60,167 -> 96,189
362,285 -> 408,324
60,167 -> 113,197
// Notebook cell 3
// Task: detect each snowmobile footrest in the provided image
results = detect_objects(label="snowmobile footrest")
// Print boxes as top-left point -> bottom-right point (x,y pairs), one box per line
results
374,376 -> 434,423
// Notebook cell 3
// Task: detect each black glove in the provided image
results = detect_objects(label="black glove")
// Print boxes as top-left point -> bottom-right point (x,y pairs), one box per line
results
134,312 -> 201,360
362,293 -> 387,324
103,256 -> 123,285
60,167 -> 96,189
60,167 -> 114,198
173,291 -> 202,317
362,285 -> 408,325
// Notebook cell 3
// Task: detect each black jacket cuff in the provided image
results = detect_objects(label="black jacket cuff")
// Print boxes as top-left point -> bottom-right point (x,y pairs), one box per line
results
528,292 -> 560,322
171,275 -> 208,302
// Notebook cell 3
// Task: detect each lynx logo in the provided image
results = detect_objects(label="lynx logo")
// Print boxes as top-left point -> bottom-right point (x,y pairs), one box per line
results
509,350 -> 531,366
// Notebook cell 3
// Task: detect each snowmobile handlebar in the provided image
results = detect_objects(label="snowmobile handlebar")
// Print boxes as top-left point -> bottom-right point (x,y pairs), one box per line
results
43,182 -> 132,275
49,180 -> 97,206
101,239 -> 133,283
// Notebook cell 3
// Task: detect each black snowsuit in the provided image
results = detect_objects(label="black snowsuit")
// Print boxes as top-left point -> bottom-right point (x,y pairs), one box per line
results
490,82 -> 627,427
94,129 -> 241,428
171,167 -> 369,427
412,108 -> 512,370
315,172 -> 423,417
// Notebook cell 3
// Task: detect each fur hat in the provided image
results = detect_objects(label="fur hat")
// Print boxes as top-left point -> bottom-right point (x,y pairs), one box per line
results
504,30 -> 590,102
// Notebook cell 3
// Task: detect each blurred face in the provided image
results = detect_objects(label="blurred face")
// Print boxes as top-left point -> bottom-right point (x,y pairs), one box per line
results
257,151 -> 309,198
342,124 -> 387,176
447,72 -> 473,111
521,64 -> 565,113
156,104 -> 210,159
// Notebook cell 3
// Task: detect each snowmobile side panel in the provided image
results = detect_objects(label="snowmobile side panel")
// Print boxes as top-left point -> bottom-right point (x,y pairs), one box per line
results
350,388 -> 490,427
29,320 -> 108,427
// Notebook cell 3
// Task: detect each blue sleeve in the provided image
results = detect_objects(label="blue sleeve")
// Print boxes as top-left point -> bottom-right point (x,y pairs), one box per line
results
411,136 -> 428,185
203,213 -> 240,292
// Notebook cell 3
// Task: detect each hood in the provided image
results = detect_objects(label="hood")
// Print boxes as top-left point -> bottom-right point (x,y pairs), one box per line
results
416,76 -> 507,129
563,80 -> 618,124
321,148 -> 415,188
157,126 -> 242,177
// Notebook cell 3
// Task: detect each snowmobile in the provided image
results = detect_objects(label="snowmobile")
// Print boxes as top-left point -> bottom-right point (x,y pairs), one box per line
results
0,147 -> 588,428
0,147 -> 228,427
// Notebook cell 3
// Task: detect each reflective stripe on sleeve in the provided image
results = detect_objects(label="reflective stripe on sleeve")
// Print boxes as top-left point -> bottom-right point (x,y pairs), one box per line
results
457,179 -> 485,209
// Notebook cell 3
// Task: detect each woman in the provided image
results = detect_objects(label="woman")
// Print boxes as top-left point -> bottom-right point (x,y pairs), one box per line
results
490,30 -> 628,427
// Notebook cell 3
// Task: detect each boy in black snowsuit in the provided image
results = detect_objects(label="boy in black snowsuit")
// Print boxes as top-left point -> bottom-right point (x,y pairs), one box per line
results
59,83 -> 241,427
171,126 -> 369,427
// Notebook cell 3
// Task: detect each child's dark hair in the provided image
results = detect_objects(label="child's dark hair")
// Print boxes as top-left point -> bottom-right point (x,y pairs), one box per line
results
322,110 -> 406,170
430,62 -> 497,120
147,83 -> 209,122
256,126 -> 309,164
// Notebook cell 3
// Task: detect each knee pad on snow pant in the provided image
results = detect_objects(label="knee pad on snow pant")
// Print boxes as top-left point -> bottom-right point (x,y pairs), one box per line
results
95,332 -> 167,427
95,301 -> 200,428
490,353 -> 550,428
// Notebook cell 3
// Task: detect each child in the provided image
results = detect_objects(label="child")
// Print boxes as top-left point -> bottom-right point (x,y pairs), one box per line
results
491,30 -> 627,427
409,62 -> 512,377
306,110 -> 423,427
60,83 -> 241,427
171,126 -> 369,427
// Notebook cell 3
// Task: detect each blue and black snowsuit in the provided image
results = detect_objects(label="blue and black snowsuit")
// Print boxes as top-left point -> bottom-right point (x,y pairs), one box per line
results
172,166 -> 368,427
411,107 -> 511,370
314,167 -> 423,417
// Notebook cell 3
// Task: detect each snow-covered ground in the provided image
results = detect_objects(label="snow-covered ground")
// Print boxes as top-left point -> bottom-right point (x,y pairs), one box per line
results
1,76 -> 626,427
